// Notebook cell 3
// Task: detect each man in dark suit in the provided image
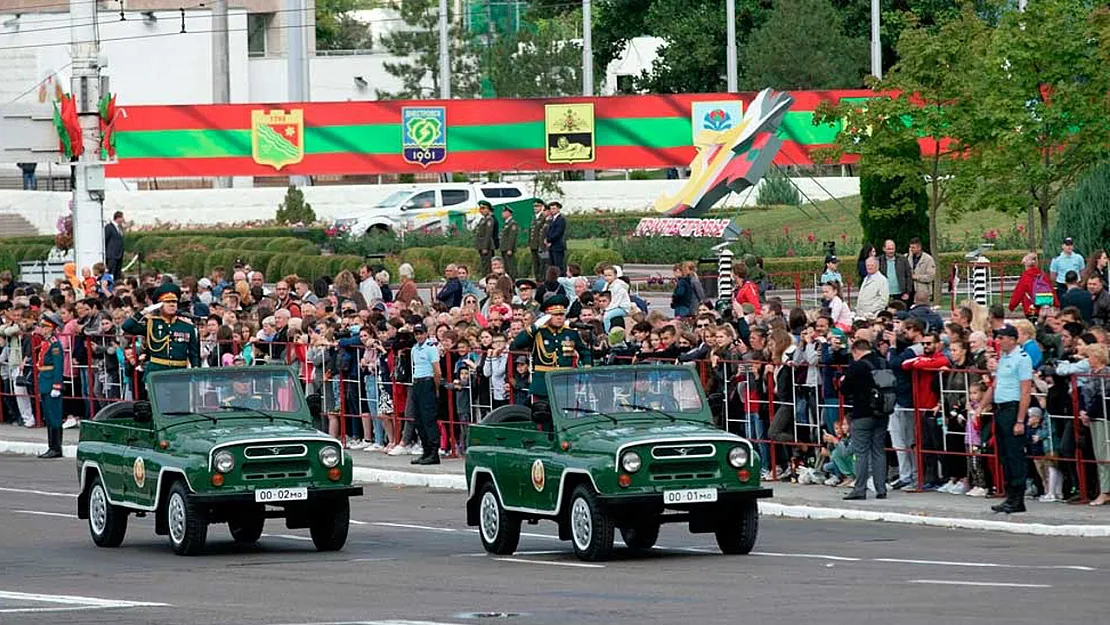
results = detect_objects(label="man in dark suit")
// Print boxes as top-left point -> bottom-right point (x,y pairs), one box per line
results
104,210 -> 125,280
545,201 -> 567,276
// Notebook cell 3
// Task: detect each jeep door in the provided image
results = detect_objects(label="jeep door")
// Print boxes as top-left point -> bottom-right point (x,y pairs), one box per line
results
399,190 -> 439,230
119,420 -> 159,508
497,426 -> 563,512
85,418 -> 136,497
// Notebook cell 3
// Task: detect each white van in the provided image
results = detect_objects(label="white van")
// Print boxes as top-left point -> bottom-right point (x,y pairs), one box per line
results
334,183 -> 532,237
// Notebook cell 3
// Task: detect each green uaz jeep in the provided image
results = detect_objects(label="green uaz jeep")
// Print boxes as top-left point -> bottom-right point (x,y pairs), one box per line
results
465,365 -> 771,562
76,366 -> 362,556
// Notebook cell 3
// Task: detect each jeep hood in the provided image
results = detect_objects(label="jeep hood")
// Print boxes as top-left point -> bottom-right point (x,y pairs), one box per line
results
565,421 -> 741,455
162,421 -> 328,450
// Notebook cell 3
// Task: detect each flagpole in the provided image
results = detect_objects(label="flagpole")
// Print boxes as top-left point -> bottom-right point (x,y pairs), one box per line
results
69,0 -> 106,274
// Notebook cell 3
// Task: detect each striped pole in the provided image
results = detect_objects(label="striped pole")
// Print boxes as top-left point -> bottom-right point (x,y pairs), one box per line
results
718,247 -> 734,302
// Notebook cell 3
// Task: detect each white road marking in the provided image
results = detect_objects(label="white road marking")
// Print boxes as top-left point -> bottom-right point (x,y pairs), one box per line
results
0,590 -> 168,614
0,486 -> 76,499
908,579 -> 1051,589
876,557 -> 1094,571
14,509 -> 74,519
493,557 -> 605,569
261,533 -> 314,542
457,550 -> 564,557
754,551 -> 861,562
350,519 -> 368,525
372,522 -> 458,533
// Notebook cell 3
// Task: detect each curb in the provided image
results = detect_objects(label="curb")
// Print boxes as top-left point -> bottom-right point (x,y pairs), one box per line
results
4,441 -> 1107,538
0,440 -> 77,459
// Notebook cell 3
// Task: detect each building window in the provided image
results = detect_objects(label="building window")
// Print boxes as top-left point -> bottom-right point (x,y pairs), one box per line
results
248,13 -> 270,57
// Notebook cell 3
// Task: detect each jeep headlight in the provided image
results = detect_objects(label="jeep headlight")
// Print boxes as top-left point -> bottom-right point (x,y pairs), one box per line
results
728,446 -> 749,468
620,451 -> 642,473
214,451 -> 235,473
319,446 -> 340,468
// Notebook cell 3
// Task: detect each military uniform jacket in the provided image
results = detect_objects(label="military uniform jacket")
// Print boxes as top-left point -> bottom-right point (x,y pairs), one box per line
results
475,215 -> 497,252
528,214 -> 548,250
36,335 -> 64,394
511,324 -> 591,396
122,313 -> 200,371
500,218 -> 520,255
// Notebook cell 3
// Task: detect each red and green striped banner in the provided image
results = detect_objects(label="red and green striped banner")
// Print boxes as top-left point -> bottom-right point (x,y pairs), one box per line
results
106,90 -> 877,178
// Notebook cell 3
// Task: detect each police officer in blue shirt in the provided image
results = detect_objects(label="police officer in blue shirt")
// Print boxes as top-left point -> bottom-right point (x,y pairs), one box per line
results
974,325 -> 1033,513
410,324 -> 443,465
1050,237 -> 1085,301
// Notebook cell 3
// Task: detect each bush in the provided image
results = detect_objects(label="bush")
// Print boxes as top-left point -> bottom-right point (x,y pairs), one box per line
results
275,186 -> 316,225
575,249 -> 625,272
757,175 -> 801,207
1049,162 -> 1110,257
604,237 -> 718,265
859,138 -> 929,251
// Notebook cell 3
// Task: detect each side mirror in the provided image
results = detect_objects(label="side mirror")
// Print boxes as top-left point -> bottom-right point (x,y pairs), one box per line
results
134,401 -> 153,424
306,393 -> 322,421
531,401 -> 553,427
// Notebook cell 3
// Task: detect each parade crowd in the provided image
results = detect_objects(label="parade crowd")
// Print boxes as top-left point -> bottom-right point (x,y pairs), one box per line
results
2,201 -> 1109,511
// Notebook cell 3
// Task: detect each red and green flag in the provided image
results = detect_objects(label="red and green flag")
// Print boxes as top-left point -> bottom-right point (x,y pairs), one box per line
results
52,93 -> 84,159
99,93 -> 119,159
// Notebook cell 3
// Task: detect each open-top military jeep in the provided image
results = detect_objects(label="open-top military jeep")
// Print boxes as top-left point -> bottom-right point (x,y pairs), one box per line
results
76,366 -> 362,555
465,365 -> 771,562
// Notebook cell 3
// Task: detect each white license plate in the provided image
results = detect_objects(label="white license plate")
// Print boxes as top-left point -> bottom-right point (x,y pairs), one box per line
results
254,487 -> 308,503
663,488 -> 718,504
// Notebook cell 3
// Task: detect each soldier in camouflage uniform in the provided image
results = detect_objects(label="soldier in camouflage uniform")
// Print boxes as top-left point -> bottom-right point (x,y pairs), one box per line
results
499,205 -> 520,279
529,199 -> 549,281
475,200 -> 498,276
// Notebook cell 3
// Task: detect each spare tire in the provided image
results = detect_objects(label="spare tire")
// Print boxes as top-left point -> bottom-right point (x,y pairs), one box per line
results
481,405 -> 533,425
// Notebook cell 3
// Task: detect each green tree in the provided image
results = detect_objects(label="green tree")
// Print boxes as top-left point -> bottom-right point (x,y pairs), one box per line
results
947,0 -> 1110,254
485,13 -> 583,97
742,0 -> 867,90
376,0 -> 481,99
831,0 -> 963,74
1049,162 -> 1110,258
858,137 -> 929,252
814,4 -> 987,295
316,0 -> 376,51
276,186 -> 317,225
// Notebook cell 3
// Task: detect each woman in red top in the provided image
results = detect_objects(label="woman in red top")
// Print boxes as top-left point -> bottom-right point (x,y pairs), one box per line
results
732,264 -> 762,315
1008,252 -> 1058,317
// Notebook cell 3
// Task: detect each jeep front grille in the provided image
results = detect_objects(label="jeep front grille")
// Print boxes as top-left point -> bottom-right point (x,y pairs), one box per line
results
648,460 -> 719,482
650,444 -> 715,460
242,460 -> 311,480
243,444 -> 307,460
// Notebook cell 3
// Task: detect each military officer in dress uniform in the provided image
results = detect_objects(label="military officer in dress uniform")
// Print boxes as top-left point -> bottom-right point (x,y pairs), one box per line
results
511,294 -> 590,400
475,200 -> 498,277
36,312 -> 65,458
528,200 -> 549,280
499,205 -> 520,278
123,283 -> 200,379
224,376 -> 264,410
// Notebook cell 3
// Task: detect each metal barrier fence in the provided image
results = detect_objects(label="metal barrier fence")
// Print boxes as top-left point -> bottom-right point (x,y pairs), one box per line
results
5,332 -> 1108,502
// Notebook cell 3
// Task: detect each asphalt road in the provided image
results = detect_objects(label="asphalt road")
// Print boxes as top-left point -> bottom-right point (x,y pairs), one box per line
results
0,456 -> 1105,625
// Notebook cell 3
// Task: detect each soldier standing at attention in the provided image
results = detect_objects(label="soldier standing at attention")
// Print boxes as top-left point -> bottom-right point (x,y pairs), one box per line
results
499,205 -> 520,279
36,312 -> 65,459
511,294 -> 590,401
475,200 -> 498,276
529,199 -> 549,280
123,282 -> 200,380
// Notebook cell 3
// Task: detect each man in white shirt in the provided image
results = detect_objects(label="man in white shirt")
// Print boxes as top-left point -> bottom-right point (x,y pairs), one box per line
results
856,257 -> 890,319
358,263 -> 383,308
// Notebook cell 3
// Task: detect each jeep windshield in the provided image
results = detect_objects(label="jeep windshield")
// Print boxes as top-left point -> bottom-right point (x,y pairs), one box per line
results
373,190 -> 413,208
151,368 -> 304,417
550,368 -> 706,420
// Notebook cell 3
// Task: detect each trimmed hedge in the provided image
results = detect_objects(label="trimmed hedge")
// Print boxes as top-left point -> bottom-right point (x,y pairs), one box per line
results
757,250 -> 1028,288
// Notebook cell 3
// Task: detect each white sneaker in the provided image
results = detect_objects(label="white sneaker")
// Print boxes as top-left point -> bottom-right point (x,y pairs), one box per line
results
387,444 -> 409,456
62,417 -> 78,430
950,481 -> 970,495
347,439 -> 367,450
937,482 -> 954,494
966,486 -> 987,497
1038,494 -> 1059,503
366,443 -> 384,451
410,445 -> 424,456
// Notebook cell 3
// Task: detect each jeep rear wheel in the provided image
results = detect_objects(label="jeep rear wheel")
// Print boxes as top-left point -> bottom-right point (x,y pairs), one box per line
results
166,481 -> 208,556
87,475 -> 128,548
310,498 -> 350,552
478,481 -> 520,555
619,522 -> 660,551
715,500 -> 759,555
228,507 -> 265,544
568,485 -> 614,562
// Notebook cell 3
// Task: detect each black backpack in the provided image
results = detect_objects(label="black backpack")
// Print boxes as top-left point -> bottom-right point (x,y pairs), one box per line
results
869,359 -> 897,416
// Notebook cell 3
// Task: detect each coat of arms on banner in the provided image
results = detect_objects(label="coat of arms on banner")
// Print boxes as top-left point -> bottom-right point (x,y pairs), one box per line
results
251,109 -> 305,170
402,107 -> 447,167
691,101 -> 744,142
545,103 -> 595,164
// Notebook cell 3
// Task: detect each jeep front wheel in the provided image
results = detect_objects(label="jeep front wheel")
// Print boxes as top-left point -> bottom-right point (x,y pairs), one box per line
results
228,507 -> 265,544
166,481 -> 208,556
310,498 -> 350,552
715,500 -> 759,555
620,522 -> 660,551
568,485 -> 614,562
87,475 -> 128,548
478,481 -> 520,555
